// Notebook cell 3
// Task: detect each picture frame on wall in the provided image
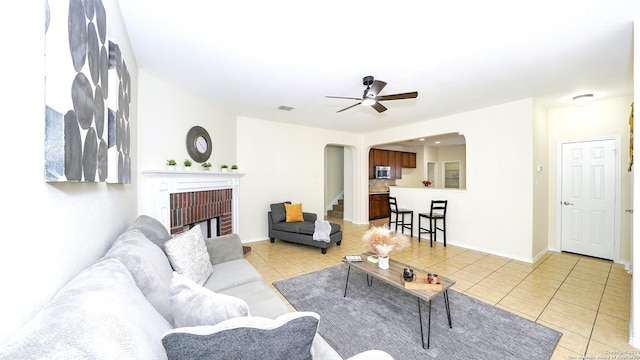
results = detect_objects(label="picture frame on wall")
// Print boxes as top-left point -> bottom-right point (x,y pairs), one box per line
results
44,0 -> 131,183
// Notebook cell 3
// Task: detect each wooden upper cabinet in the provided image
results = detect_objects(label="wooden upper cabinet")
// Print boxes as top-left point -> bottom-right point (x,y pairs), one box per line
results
374,149 -> 389,166
369,149 -> 375,179
402,152 -> 417,168
369,149 -> 417,179
394,151 -> 402,179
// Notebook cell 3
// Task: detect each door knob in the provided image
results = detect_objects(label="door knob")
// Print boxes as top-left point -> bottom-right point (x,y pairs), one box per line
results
563,201 -> 574,205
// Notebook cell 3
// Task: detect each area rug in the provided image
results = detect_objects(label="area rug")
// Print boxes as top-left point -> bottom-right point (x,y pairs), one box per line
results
273,265 -> 561,360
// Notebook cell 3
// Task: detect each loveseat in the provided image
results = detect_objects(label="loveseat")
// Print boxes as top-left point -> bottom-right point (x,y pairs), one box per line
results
0,215 -> 392,360
268,202 -> 342,254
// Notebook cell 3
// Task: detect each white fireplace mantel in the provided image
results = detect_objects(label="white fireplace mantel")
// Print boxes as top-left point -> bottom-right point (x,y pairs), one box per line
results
140,170 -> 243,233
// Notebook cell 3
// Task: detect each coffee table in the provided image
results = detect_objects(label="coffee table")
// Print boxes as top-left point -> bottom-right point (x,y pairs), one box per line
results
343,252 -> 455,349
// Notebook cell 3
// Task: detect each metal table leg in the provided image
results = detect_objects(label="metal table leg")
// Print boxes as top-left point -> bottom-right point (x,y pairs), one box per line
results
444,290 -> 452,328
343,265 -> 351,297
418,298 -> 424,348
417,297 -> 432,349
427,299 -> 432,348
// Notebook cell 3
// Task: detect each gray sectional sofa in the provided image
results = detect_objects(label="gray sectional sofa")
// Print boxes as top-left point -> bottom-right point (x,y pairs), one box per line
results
268,202 -> 342,254
0,215 -> 391,360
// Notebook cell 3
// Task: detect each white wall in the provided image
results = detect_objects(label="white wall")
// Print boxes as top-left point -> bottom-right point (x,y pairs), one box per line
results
135,72 -> 237,173
532,100 -> 550,258
376,99 -> 535,260
324,145 -> 344,212
547,96 -> 633,264
236,117 -> 364,241
0,0 -> 138,344
630,18 -> 639,349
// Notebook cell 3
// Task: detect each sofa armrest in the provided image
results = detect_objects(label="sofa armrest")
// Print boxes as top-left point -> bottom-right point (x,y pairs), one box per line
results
204,234 -> 244,265
303,212 -> 317,222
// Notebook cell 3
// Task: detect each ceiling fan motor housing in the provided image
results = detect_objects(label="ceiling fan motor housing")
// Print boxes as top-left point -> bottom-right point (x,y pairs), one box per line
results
362,75 -> 375,86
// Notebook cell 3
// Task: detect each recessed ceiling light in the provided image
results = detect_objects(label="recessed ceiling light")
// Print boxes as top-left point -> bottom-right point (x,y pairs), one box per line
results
572,94 -> 594,105
419,138 -> 425,141
435,141 -> 441,144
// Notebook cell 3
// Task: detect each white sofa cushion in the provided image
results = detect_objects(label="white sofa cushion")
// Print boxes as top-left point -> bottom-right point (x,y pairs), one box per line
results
164,224 -> 213,285
0,259 -> 173,359
170,272 -> 250,327
162,312 -> 319,360
104,228 -> 174,324
204,258 -> 263,292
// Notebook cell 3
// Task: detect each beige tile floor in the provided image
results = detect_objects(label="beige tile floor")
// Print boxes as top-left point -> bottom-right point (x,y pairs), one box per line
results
244,217 -> 635,359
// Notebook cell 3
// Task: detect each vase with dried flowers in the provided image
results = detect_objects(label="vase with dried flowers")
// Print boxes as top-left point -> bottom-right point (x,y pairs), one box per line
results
362,225 -> 410,269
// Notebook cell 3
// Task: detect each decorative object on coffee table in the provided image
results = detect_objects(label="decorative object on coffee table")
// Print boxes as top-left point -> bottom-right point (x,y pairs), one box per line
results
362,225 -> 409,269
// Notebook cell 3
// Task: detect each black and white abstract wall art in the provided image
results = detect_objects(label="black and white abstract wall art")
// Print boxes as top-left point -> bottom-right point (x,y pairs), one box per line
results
107,40 -> 132,184
44,0 -> 131,183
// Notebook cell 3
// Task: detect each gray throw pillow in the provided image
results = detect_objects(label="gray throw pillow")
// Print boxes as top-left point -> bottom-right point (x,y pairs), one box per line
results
270,201 -> 291,224
170,272 -> 250,328
164,225 -> 213,286
162,312 -> 319,360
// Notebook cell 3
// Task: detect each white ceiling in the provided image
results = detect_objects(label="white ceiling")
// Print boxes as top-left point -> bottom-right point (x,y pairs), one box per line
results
117,0 -> 638,135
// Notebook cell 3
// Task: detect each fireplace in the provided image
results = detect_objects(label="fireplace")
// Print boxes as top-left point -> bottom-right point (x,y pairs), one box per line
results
169,189 -> 232,235
140,170 -> 242,235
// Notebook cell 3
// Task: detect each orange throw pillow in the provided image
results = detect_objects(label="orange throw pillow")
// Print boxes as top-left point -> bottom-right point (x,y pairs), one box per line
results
285,203 -> 304,222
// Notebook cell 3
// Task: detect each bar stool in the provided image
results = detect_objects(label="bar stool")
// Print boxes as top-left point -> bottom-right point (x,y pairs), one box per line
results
418,200 -> 447,247
388,196 -> 413,237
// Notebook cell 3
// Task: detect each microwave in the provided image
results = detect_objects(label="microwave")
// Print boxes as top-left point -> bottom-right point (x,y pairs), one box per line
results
374,166 -> 392,179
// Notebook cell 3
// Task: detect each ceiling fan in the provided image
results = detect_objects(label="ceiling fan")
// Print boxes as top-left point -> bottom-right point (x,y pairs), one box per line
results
326,75 -> 418,113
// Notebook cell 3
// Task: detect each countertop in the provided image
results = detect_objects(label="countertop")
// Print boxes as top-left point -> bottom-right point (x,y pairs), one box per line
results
369,191 -> 390,195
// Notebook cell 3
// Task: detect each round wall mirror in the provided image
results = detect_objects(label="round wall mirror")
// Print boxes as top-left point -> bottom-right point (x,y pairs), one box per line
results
186,126 -> 212,163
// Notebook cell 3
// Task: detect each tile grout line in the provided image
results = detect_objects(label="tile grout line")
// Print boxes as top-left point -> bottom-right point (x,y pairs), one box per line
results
582,261 -> 613,357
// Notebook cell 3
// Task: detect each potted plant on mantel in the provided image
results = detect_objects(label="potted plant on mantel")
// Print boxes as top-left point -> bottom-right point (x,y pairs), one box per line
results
220,164 -> 229,173
202,162 -> 212,171
166,159 -> 177,171
184,159 -> 192,171
231,164 -> 238,173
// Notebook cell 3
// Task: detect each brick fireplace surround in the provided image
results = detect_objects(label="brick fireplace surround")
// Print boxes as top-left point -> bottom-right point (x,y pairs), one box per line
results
170,189 -> 232,235
140,170 -> 242,235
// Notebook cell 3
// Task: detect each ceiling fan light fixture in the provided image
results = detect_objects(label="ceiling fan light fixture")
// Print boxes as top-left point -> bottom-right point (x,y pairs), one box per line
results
362,98 -> 376,106
572,93 -> 594,105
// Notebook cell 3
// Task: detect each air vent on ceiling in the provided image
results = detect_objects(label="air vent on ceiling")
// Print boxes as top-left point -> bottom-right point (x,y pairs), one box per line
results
278,105 -> 294,111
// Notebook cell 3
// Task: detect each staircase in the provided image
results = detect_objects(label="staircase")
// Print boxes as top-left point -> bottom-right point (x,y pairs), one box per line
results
327,199 -> 344,219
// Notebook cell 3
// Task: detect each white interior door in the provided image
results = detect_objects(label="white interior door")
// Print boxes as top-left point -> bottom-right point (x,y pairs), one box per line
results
561,139 -> 616,259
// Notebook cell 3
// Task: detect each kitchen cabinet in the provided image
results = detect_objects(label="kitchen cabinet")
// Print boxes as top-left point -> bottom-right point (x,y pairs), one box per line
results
393,151 -> 403,179
369,149 -> 375,179
369,148 -> 417,179
402,152 -> 416,168
372,149 -> 388,167
369,193 -> 390,220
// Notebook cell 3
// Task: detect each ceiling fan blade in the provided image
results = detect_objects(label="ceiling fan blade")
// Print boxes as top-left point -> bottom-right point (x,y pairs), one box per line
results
371,102 -> 387,113
367,80 -> 387,97
377,91 -> 419,101
336,102 -> 362,113
326,95 -> 362,100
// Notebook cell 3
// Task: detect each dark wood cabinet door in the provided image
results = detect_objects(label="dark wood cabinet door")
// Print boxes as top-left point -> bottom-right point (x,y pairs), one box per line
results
394,151 -> 403,179
369,149 -> 375,179
401,152 -> 417,168
369,194 -> 390,220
